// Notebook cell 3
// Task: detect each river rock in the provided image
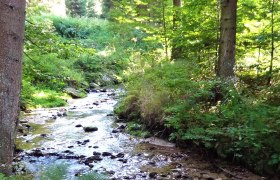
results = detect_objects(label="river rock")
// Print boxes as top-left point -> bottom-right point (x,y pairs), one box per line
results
20,120 -> 28,124
112,129 -> 119,133
83,126 -> 98,132
110,155 -> 117,159
25,124 -> 31,129
75,124 -> 82,128
88,155 -> 103,161
102,152 -> 112,156
149,172 -> 157,179
91,89 -> 99,93
93,102 -> 99,106
116,152 -> 125,158
64,87 -> 83,99
93,152 -> 101,156
31,149 -> 44,157
107,170 -> 115,175
40,134 -> 47,138
107,92 -> 115,96
118,158 -> 127,163
117,124 -> 126,130
100,89 -> 107,92
63,150 -> 74,154
89,82 -> 100,89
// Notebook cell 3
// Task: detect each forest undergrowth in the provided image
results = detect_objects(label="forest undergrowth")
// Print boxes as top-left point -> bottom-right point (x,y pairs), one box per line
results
115,60 -> 280,175
20,0 -> 280,177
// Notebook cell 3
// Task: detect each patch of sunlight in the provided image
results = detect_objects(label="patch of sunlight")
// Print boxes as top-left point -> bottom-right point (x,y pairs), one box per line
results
40,0 -> 66,17
243,20 -> 269,33
97,47 -> 116,57
94,0 -> 103,16
34,91 -> 48,98
244,57 -> 257,66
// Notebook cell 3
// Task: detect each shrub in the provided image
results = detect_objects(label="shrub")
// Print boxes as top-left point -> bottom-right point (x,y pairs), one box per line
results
117,60 -> 280,175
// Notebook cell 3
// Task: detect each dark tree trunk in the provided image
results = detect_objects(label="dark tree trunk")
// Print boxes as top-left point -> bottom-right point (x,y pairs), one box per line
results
162,1 -> 168,59
171,0 -> 182,60
217,0 -> 237,79
215,0 -> 221,74
0,0 -> 26,175
267,0 -> 275,85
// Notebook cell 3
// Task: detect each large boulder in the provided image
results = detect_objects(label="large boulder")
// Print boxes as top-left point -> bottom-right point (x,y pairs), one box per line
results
89,82 -> 100,89
64,87 -> 84,99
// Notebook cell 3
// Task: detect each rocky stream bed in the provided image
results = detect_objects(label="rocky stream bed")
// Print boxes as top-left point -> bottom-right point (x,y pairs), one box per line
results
15,89 -> 264,179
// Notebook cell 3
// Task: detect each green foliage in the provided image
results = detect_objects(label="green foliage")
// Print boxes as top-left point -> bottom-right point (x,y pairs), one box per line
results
118,59 -> 280,175
101,0 -> 112,19
41,164 -> 68,180
126,122 -> 151,138
39,163 -> 108,180
22,0 -> 280,176
32,89 -> 68,108
0,174 -> 6,180
87,0 -> 97,18
65,0 -> 87,17
0,173 -> 33,180
77,172 -> 109,180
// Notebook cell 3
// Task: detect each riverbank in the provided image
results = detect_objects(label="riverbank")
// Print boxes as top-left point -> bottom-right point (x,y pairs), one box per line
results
13,89 -> 263,179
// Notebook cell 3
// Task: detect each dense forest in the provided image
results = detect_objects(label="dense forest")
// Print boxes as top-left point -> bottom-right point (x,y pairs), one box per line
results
0,0 -> 279,179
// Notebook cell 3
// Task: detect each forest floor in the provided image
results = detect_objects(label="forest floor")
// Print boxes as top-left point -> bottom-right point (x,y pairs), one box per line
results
15,89 -> 264,179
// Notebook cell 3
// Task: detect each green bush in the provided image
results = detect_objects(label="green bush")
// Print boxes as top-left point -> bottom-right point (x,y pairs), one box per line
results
117,60 -> 280,175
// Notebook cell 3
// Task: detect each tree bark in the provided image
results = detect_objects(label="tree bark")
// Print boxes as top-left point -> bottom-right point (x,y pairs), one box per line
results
171,0 -> 182,60
162,1 -> 168,59
0,0 -> 26,175
267,0 -> 275,85
217,0 -> 237,79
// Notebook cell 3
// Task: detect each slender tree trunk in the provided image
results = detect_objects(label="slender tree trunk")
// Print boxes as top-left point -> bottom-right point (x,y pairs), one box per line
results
267,0 -> 275,85
257,46 -> 261,76
217,0 -> 237,79
215,0 -> 221,74
162,1 -> 168,59
171,0 -> 182,60
0,0 -> 26,175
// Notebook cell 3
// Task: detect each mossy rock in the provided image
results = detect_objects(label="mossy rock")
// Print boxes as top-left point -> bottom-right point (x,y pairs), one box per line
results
64,87 -> 86,99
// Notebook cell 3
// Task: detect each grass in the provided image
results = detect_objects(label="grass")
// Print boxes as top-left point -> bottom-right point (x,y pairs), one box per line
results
32,89 -> 68,108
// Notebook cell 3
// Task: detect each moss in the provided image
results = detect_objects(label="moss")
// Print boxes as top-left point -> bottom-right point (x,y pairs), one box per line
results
16,123 -> 51,150
126,122 -> 151,138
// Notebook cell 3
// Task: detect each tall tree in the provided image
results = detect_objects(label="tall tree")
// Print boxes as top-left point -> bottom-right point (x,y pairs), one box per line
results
0,0 -> 26,175
268,0 -> 275,85
217,0 -> 237,78
101,0 -> 112,18
87,0 -> 96,17
171,0 -> 182,60
65,0 -> 87,17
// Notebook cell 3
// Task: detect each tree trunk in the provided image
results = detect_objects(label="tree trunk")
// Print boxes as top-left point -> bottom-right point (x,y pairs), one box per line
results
162,1 -> 168,59
217,0 -> 237,79
171,0 -> 182,60
215,0 -> 221,74
0,0 -> 26,175
267,0 -> 275,85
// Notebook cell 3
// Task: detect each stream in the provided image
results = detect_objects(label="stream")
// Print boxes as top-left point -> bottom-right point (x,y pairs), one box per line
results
15,89 -> 263,179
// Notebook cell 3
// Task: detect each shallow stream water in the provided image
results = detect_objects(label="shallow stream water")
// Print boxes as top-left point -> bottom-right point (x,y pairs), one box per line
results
16,89 -> 263,180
